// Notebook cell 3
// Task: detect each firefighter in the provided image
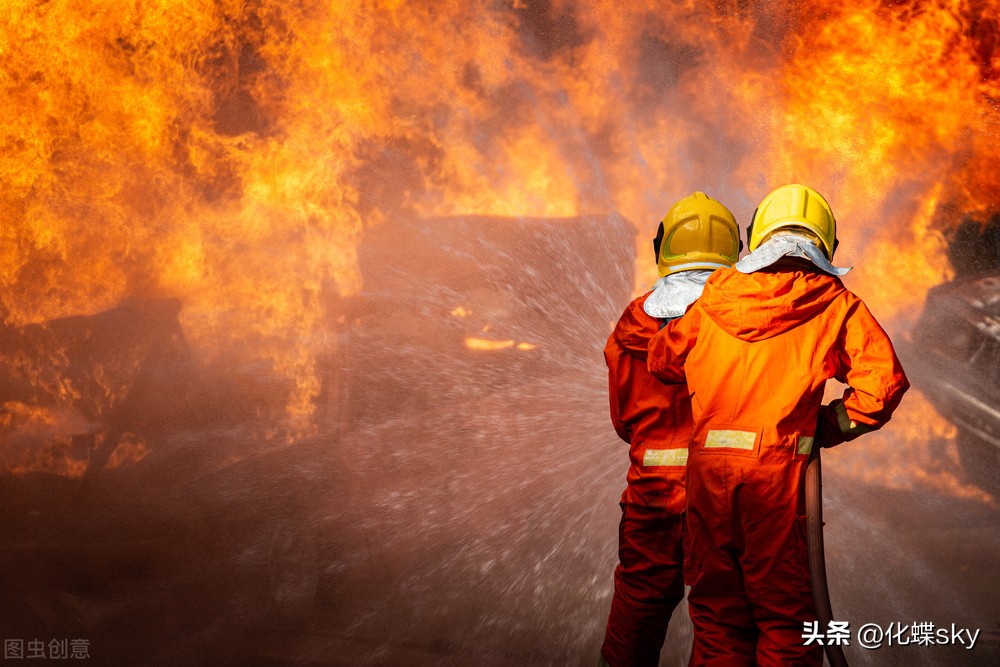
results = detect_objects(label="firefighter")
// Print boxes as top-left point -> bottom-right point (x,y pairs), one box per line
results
646,184 -> 909,666
600,192 -> 741,667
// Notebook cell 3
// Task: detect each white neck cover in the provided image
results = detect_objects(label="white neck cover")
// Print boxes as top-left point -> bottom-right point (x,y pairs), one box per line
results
643,269 -> 715,320
735,234 -> 851,276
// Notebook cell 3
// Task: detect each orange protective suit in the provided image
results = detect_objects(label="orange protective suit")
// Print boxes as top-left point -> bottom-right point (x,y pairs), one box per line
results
647,261 -> 909,666
601,293 -> 690,667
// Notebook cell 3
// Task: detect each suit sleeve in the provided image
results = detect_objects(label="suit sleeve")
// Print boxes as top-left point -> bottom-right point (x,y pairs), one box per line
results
604,331 -> 632,444
647,305 -> 702,384
816,297 -> 910,448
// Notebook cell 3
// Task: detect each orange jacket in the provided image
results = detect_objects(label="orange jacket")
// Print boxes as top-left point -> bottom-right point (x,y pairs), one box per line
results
647,261 -> 909,451
605,293 -> 691,511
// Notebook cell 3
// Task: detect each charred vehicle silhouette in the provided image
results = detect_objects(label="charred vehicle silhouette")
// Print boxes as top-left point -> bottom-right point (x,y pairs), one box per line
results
0,297 -> 315,660
909,216 -> 1000,494
911,272 -> 1000,493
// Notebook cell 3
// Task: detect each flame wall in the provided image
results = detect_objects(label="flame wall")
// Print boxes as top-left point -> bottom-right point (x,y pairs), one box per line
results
1,0 -> 998,440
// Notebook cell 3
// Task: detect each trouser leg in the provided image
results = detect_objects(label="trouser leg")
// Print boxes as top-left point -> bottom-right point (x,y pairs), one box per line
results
684,500 -> 756,667
601,504 -> 685,667
741,472 -> 822,667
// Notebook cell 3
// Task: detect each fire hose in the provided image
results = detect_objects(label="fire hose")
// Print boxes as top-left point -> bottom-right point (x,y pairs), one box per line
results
806,445 -> 849,667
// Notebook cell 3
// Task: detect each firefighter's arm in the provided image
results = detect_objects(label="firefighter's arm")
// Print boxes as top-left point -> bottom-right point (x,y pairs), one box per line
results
604,334 -> 632,443
614,298 -> 657,359
817,298 -> 910,448
647,305 -> 701,384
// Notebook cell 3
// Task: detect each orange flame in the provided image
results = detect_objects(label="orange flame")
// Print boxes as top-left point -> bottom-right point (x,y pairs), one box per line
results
747,0 -> 997,326
1,402 -> 88,476
829,390 -> 995,506
1,2 -> 998,492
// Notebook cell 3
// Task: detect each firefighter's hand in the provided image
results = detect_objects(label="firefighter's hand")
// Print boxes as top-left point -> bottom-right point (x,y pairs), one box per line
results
814,401 -> 846,449
816,399 -> 873,448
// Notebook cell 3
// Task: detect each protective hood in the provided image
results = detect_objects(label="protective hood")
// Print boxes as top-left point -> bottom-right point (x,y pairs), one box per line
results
735,233 -> 851,276
643,269 -> 714,319
698,266 -> 846,342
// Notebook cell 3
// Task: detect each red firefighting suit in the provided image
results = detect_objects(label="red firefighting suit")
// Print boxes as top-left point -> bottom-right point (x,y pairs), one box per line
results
647,260 -> 909,666
601,292 -> 690,667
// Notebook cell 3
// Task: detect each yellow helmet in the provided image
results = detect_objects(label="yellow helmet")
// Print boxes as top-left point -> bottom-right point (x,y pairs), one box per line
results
747,184 -> 838,259
653,191 -> 740,277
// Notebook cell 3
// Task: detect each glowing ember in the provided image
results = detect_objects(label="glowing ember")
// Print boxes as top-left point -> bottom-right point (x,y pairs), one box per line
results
464,337 -> 538,352
104,434 -> 150,471
465,338 -> 516,351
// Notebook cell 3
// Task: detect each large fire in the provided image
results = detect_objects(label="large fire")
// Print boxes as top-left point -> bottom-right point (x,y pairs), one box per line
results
1,1 -> 998,498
